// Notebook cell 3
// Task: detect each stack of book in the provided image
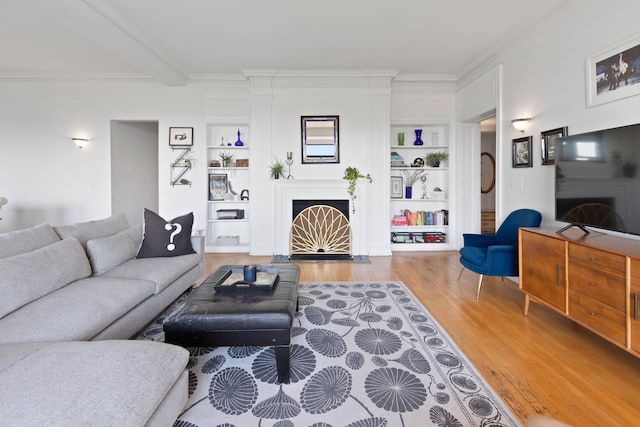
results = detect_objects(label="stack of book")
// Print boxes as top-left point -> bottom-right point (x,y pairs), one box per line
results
392,209 -> 449,226
390,152 -> 406,167
392,215 -> 408,226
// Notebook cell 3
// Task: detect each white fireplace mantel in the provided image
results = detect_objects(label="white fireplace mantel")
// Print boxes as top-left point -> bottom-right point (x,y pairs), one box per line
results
274,179 -> 365,256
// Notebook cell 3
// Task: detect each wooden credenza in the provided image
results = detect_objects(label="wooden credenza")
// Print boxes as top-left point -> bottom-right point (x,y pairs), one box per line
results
519,227 -> 640,357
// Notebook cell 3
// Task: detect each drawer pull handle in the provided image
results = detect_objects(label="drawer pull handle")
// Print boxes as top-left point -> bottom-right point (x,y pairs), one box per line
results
590,256 -> 597,262
635,293 -> 639,321
556,265 -> 562,286
589,282 -> 596,287
590,312 -> 597,316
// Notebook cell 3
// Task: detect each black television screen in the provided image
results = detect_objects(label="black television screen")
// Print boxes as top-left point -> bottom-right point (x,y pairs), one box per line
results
555,123 -> 640,235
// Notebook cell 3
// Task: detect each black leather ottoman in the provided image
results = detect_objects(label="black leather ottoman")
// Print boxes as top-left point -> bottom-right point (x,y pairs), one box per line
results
163,264 -> 299,383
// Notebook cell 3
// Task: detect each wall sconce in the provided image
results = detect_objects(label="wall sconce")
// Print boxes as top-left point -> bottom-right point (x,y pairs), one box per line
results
511,118 -> 531,133
72,138 -> 89,149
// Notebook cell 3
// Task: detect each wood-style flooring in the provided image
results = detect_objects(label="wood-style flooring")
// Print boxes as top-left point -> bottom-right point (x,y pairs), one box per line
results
200,251 -> 640,427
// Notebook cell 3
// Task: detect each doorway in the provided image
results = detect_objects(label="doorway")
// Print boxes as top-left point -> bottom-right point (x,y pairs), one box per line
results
110,121 -> 159,226
480,117 -> 496,233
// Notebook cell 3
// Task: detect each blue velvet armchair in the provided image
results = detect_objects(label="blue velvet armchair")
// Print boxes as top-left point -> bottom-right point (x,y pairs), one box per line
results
458,209 -> 542,300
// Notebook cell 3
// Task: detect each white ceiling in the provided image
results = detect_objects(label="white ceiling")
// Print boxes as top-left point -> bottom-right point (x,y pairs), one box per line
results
0,0 -> 573,86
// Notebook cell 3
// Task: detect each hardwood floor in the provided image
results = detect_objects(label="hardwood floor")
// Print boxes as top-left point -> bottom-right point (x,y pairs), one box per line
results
201,251 -> 640,426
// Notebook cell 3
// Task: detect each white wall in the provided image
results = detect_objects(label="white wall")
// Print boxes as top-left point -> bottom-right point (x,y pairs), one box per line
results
0,80 -> 209,232
496,1 -> 640,228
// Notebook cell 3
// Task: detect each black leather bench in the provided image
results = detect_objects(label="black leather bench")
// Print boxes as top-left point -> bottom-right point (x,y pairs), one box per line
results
163,264 -> 299,383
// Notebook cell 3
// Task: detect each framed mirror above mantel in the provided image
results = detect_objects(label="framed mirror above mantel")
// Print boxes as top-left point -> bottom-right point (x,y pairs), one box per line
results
301,115 -> 339,164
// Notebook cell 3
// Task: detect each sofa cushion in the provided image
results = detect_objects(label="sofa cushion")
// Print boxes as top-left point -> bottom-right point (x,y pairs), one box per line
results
102,253 -> 201,294
86,225 -> 142,275
136,209 -> 195,258
0,238 -> 91,319
54,212 -> 129,248
0,340 -> 188,426
0,276 -> 156,343
0,223 -> 60,260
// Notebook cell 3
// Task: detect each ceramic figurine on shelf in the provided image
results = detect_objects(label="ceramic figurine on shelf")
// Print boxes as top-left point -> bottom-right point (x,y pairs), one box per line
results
421,175 -> 428,199
220,136 -> 225,146
234,129 -> 244,146
397,132 -> 405,146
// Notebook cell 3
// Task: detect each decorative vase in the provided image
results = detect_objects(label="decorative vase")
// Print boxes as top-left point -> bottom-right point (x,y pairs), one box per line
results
414,129 -> 424,146
397,132 -> 405,146
434,159 -> 440,167
405,186 -> 412,199
234,129 -> 244,146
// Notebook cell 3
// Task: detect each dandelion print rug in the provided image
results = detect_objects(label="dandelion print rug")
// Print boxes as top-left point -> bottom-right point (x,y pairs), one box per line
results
138,281 -> 521,427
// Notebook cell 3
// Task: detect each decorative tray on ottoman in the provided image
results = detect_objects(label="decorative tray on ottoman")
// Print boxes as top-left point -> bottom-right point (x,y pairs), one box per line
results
213,267 -> 279,294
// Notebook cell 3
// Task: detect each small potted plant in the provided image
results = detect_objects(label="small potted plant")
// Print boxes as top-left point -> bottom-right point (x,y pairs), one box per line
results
182,150 -> 197,168
343,166 -> 372,213
219,151 -> 235,168
269,158 -> 285,180
425,151 -> 449,167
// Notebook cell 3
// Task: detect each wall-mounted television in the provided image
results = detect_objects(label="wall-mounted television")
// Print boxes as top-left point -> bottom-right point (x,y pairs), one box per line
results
555,122 -> 640,235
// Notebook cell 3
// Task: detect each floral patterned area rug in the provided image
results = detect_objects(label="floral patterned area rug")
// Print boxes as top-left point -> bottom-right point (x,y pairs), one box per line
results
137,281 -> 521,427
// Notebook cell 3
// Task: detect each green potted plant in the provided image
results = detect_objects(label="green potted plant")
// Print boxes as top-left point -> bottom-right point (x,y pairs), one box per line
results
343,166 -> 372,213
425,151 -> 449,167
182,150 -> 197,168
268,158 -> 285,179
218,151 -> 235,168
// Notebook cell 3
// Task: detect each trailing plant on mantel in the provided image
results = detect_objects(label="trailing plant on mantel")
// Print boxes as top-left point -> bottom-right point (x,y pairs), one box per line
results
343,166 -> 372,213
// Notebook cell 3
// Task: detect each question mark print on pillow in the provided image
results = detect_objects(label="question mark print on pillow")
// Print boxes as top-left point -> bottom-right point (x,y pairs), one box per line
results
165,223 -> 182,251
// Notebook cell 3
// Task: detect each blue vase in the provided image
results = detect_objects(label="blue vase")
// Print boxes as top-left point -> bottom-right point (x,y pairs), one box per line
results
234,129 -> 244,146
414,129 -> 423,146
405,186 -> 412,199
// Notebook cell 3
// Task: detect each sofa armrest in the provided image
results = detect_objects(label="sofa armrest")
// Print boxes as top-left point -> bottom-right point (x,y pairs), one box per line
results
191,235 -> 205,275
191,235 -> 204,255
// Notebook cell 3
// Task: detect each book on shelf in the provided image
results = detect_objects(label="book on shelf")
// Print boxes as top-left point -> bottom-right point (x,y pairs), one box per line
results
392,209 -> 449,226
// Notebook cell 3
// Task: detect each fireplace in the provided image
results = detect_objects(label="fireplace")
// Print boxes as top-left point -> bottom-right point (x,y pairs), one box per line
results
274,179 -> 366,258
290,200 -> 351,260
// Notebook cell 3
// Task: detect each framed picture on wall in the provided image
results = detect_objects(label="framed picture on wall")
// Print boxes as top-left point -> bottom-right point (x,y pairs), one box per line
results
390,176 -> 403,198
169,127 -> 194,147
208,173 -> 227,200
586,34 -> 640,107
512,136 -> 533,168
541,127 -> 568,165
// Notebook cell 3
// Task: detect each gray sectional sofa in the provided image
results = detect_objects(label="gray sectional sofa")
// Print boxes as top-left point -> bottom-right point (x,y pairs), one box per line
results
0,212 -> 204,426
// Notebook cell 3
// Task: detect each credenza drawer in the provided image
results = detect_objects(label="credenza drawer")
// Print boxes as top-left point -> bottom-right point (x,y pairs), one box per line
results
568,265 -> 626,310
568,244 -> 625,278
569,289 -> 626,344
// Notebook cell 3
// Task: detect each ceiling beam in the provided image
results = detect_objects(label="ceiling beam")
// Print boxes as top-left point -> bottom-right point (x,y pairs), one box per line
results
38,0 -> 187,86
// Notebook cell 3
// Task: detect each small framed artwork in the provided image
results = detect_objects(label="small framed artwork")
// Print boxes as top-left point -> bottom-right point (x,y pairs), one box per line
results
390,176 -> 403,198
586,34 -> 640,107
208,173 -> 227,200
541,127 -> 568,165
169,127 -> 194,147
512,136 -> 533,168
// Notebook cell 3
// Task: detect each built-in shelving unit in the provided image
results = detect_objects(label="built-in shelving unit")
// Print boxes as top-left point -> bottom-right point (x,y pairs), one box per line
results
206,125 -> 250,253
389,125 -> 450,251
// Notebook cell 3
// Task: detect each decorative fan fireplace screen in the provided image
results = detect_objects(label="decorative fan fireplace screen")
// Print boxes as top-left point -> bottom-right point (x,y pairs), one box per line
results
289,204 -> 351,260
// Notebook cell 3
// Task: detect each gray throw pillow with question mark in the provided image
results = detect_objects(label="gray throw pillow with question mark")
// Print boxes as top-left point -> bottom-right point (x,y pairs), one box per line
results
136,209 -> 195,258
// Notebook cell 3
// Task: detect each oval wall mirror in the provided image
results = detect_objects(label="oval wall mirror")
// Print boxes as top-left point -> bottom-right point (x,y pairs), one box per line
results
481,152 -> 496,194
